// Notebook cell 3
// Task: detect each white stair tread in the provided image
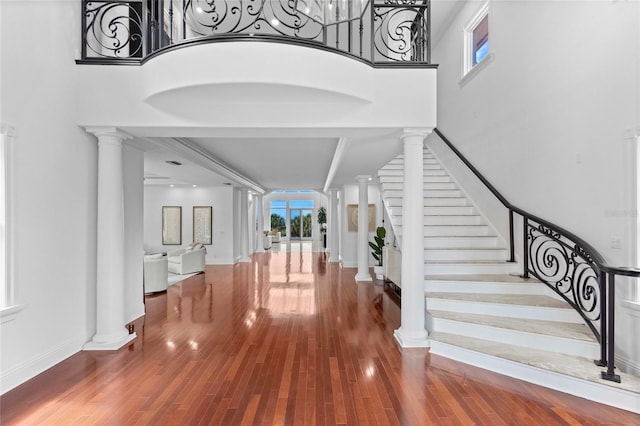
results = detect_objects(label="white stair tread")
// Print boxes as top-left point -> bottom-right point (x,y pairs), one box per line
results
426,292 -> 569,309
429,310 -> 595,342
429,331 -> 640,395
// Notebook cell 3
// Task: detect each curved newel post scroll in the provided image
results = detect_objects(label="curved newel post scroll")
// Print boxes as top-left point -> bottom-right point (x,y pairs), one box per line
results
524,219 -> 602,341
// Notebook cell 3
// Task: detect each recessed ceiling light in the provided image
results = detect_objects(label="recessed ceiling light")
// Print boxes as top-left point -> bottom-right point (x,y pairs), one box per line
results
170,184 -> 175,188
192,185 -> 197,188
165,160 -> 182,166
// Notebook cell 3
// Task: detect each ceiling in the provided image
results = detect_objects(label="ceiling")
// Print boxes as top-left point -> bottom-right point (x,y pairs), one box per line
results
141,1 -> 463,193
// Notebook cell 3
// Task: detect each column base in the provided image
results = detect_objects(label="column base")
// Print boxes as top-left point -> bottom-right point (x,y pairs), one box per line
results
355,272 -> 372,282
328,255 -> 340,263
394,327 -> 429,348
84,332 -> 137,351
239,256 -> 251,263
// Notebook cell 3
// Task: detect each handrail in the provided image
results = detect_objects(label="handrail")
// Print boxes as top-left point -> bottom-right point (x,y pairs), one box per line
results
432,128 -> 640,383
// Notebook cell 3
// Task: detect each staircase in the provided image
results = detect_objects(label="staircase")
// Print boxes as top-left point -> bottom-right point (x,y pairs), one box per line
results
378,148 -> 640,413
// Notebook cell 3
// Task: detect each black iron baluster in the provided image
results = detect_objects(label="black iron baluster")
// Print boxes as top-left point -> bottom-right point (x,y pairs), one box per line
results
359,19 -> 363,58
81,1 -> 88,59
595,270 -> 607,367
522,216 -> 529,278
426,0 -> 431,63
168,0 -> 174,44
508,210 -> 515,262
601,273 -> 621,382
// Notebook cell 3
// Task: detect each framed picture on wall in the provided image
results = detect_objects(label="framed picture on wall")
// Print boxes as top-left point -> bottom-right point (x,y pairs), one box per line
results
162,206 -> 182,245
193,206 -> 213,245
347,204 -> 376,232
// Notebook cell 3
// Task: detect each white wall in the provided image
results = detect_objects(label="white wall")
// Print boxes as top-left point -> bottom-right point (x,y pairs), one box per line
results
143,186 -> 235,264
0,1 -> 98,394
433,0 -> 640,372
339,183 -> 382,267
123,145 -> 145,323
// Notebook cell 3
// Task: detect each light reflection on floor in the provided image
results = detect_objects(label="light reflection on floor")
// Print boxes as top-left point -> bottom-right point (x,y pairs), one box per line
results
261,240 -> 322,315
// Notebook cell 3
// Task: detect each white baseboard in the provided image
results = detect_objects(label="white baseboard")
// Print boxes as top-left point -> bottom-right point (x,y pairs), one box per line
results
0,336 -> 84,395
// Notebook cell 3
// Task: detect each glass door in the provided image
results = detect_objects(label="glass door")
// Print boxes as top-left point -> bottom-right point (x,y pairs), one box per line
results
290,209 -> 313,239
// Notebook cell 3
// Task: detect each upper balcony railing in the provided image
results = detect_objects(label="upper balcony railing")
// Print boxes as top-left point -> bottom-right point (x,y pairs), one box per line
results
79,0 -> 432,66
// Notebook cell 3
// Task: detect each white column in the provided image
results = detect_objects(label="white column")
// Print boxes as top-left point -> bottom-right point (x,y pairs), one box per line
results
239,189 -> 250,262
355,175 -> 372,282
84,127 -> 136,350
256,194 -> 265,253
394,128 -> 431,348
328,188 -> 339,262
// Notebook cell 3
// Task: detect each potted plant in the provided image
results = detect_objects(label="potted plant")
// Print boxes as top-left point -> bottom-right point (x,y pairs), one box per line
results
317,206 -> 327,248
369,226 -> 386,280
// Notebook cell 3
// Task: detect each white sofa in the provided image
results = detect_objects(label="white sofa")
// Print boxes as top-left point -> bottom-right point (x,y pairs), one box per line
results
268,230 -> 281,243
144,254 -> 168,293
167,245 -> 206,275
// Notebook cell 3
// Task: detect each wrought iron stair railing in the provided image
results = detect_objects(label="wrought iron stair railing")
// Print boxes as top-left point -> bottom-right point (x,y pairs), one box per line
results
79,0 -> 433,67
433,128 -> 640,383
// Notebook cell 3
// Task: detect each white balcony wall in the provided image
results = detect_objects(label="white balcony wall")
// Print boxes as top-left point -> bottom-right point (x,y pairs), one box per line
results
75,42 -> 437,137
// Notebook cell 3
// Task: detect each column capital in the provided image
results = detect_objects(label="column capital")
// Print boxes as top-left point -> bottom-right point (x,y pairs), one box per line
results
400,127 -> 434,141
85,127 -> 132,142
355,175 -> 372,182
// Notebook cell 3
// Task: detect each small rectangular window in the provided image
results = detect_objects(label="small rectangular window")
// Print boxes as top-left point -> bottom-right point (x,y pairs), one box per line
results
463,2 -> 490,77
472,15 -> 489,65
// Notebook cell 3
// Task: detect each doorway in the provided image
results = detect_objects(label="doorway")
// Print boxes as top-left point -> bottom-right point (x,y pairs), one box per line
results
290,209 -> 312,239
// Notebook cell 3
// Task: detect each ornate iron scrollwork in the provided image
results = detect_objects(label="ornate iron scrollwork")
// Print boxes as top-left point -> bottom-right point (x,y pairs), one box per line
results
84,1 -> 144,58
373,3 -> 429,62
81,0 -> 432,65
527,221 -> 601,339
183,0 -> 322,39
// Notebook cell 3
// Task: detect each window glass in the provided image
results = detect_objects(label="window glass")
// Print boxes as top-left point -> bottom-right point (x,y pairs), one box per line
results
290,200 -> 314,208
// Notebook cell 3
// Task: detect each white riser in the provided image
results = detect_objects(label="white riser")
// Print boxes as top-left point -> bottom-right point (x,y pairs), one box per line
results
428,316 -> 599,359
423,170 -> 447,176
383,189 -> 463,198
424,206 -> 475,215
424,236 -> 499,248
397,226 -> 494,238
424,225 -> 492,236
426,280 -> 545,295
385,197 -> 469,207
392,215 -> 483,226
380,176 -> 453,183
425,215 -> 483,225
425,248 -> 508,261
387,158 -> 438,165
425,261 -> 521,275
424,197 -> 469,206
426,297 -> 583,323
383,182 -> 457,190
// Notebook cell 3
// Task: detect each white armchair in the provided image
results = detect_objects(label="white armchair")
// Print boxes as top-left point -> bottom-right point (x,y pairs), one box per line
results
167,246 -> 206,275
144,254 -> 168,293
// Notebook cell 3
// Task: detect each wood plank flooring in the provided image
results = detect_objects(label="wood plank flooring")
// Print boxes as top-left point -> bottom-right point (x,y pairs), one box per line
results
1,247 -> 639,425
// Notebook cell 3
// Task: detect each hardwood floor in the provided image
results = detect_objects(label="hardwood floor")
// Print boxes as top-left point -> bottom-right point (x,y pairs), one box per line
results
1,247 -> 639,425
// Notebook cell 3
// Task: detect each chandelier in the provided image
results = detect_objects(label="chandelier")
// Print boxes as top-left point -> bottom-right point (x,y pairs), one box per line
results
295,0 -> 371,26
